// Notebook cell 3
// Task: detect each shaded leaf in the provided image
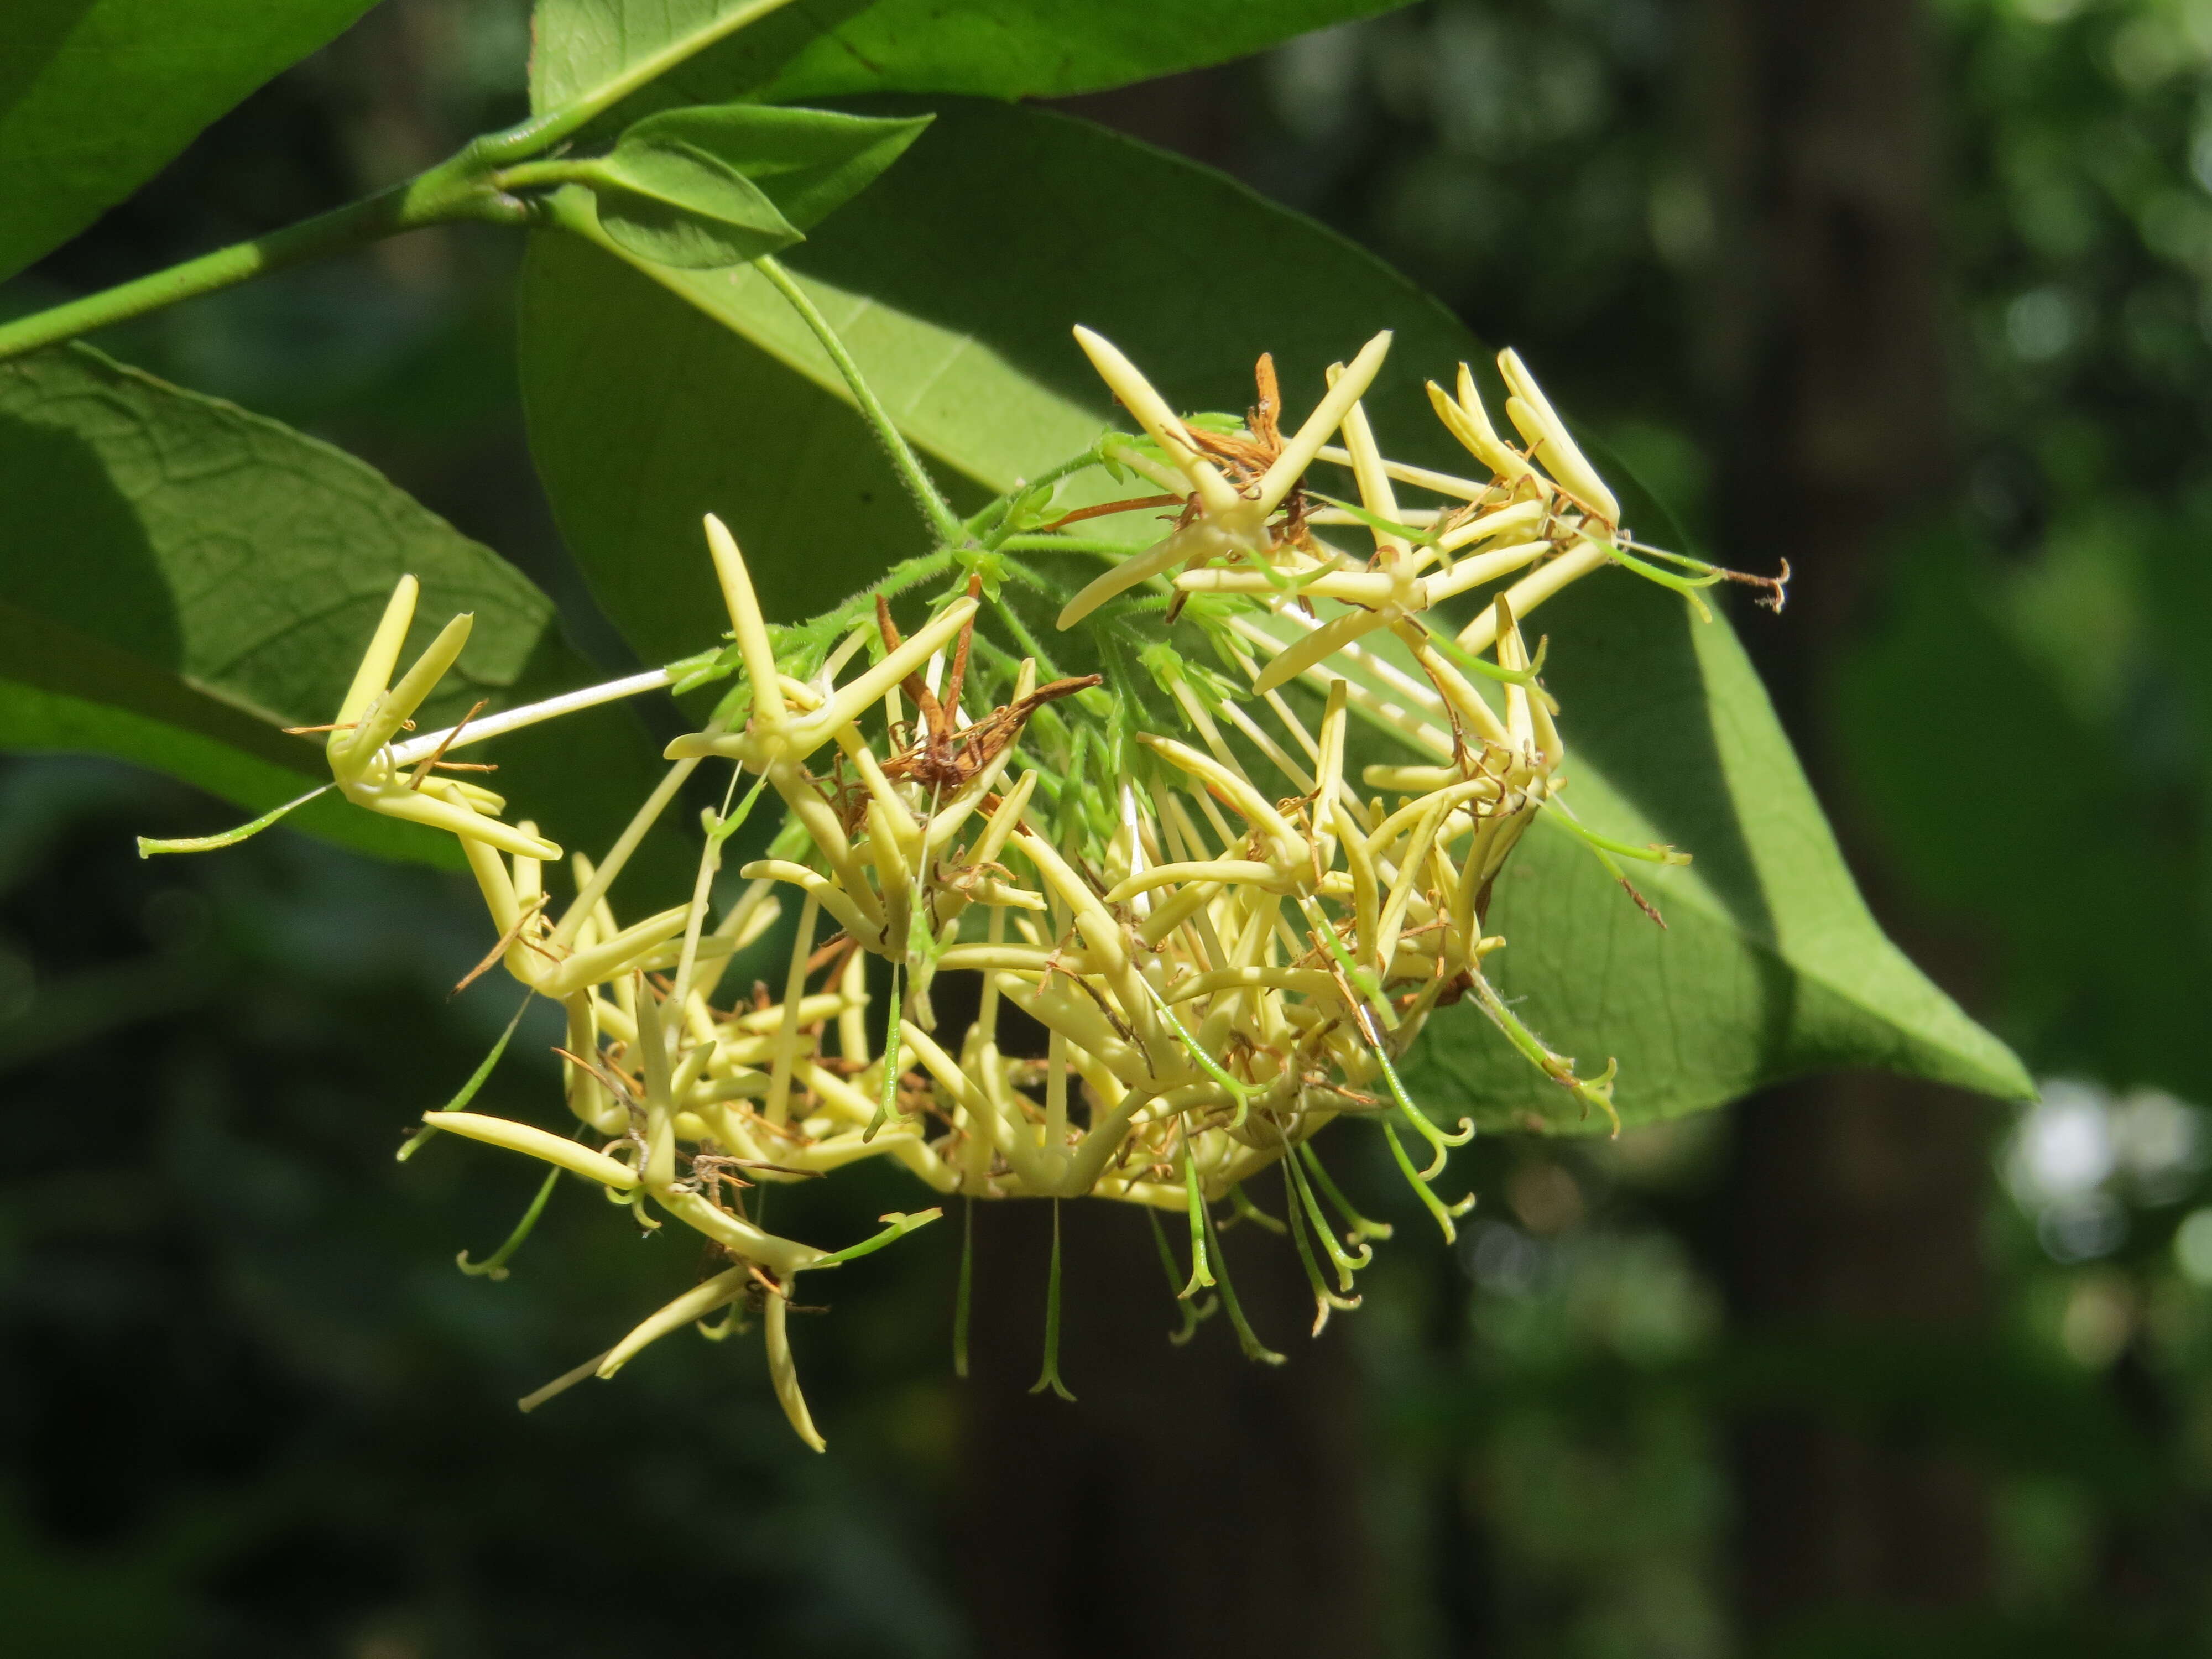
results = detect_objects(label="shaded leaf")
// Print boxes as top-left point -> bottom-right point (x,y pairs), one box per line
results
517,97 -> 2027,1126
1,0 -> 377,282
0,345 -> 669,877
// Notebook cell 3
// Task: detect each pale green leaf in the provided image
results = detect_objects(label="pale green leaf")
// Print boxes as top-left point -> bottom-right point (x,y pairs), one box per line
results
590,134 -> 802,268
619,104 -> 933,231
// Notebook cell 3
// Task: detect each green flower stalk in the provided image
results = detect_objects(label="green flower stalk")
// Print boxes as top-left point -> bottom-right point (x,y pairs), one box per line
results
153,322 -> 1764,1447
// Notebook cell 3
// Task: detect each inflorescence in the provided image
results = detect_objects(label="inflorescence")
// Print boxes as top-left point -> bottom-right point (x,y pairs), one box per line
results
145,328 -> 1781,1446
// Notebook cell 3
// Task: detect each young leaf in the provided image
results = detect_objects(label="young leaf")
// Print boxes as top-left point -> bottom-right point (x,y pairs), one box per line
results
577,105 -> 930,268
517,98 -> 2031,1126
0,345 -> 671,877
618,104 -> 933,233
1,0 -> 378,283
587,132 -> 804,269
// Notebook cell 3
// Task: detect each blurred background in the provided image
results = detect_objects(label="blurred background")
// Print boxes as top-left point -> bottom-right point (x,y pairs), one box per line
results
6,0 -> 2212,1652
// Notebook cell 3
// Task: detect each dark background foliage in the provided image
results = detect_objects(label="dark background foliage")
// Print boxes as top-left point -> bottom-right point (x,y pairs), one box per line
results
6,0 -> 2212,1652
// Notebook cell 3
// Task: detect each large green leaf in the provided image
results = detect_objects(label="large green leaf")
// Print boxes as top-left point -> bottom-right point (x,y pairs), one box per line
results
0,345 -> 669,876
515,98 -> 2031,1127
529,0 -> 1415,127
0,0 -> 378,283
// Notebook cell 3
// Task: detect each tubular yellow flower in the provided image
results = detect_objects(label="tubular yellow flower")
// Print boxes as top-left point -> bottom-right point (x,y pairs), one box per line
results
149,320 -> 1767,1448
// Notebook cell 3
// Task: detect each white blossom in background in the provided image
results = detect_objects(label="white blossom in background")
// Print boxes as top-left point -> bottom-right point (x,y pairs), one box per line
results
2006,1077 -> 2210,1264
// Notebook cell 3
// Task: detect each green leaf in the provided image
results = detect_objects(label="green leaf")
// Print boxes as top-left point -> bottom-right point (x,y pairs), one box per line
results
587,131 -> 804,269
519,238 -> 961,661
577,104 -> 928,268
1396,563 -> 2037,1132
0,345 -> 669,877
619,104 -> 933,233
515,98 -> 2030,1125
529,0 -> 1416,128
0,0 -> 378,283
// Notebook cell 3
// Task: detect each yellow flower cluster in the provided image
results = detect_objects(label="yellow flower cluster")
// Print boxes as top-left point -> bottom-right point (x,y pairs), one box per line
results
178,328 -> 1706,1446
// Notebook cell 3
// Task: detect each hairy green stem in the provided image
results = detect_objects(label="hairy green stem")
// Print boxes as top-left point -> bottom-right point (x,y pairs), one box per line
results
0,0 -> 805,365
966,447 -> 1110,543
0,168 -> 525,363
755,254 -> 966,548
